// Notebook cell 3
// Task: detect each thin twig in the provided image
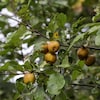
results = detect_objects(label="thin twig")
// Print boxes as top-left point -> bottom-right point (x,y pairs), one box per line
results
0,13 -> 49,40
71,83 -> 100,88
60,44 -> 100,50
32,30 -> 49,40
0,72 -> 24,75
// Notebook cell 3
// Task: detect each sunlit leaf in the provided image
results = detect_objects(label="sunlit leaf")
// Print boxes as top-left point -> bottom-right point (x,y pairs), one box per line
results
58,55 -> 70,68
92,14 -> 100,22
0,61 -> 24,71
88,25 -> 100,34
33,87 -> 45,100
47,72 -> 65,95
67,33 -> 84,52
6,25 -> 26,47
95,35 -> 100,46
56,13 -> 67,27
72,70 -> 81,80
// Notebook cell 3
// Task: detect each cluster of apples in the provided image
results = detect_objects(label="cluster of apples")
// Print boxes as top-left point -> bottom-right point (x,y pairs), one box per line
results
23,41 -> 60,84
41,41 -> 60,64
23,45 -> 96,84
77,46 -> 95,66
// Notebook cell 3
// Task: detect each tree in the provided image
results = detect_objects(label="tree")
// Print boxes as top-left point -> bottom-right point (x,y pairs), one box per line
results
0,0 -> 100,100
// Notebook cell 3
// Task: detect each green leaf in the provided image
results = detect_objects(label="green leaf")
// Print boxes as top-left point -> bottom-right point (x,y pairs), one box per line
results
0,61 -> 24,71
72,70 -> 81,80
30,16 -> 39,27
24,60 -> 33,71
92,14 -> 100,22
33,87 -> 45,100
76,60 -> 84,68
88,25 -> 100,34
29,51 -> 40,64
15,0 -> 25,3
67,33 -> 84,52
96,29 -> 100,35
95,29 -> 100,46
54,91 -> 67,100
34,41 -> 44,51
72,18 -> 86,29
47,72 -> 65,95
17,5 -> 30,21
16,81 -> 25,93
58,55 -> 70,68
0,2 -> 7,10
14,92 -> 21,100
56,13 -> 67,27
6,25 -> 26,47
55,0 -> 68,6
0,16 -> 7,28
48,17 -> 58,32
95,35 -> 100,46
47,13 -> 67,32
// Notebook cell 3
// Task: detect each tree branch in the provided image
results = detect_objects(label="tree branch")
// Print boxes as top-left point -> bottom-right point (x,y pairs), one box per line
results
0,13 -> 49,40
60,44 -> 100,50
0,72 -> 23,75
31,30 -> 49,40
71,83 -> 100,88
0,13 -> 100,50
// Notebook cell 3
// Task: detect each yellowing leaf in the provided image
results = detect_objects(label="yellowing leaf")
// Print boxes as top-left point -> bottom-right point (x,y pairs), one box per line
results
78,0 -> 85,3
52,32 -> 59,39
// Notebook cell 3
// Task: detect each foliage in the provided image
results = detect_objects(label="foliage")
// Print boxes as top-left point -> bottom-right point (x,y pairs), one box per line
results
0,0 -> 100,100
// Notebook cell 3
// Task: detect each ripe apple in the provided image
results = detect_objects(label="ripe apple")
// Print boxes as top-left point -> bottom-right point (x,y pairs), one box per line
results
48,41 -> 60,53
23,73 -> 35,84
44,52 -> 56,64
77,47 -> 89,60
85,55 -> 95,66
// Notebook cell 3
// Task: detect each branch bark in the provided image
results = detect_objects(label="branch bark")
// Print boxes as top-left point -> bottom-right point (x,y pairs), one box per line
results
71,83 -> 100,88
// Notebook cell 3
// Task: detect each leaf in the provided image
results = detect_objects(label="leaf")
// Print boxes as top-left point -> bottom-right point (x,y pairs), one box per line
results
52,31 -> 60,40
92,14 -> 100,22
16,81 -> 25,93
33,87 -> 45,100
48,18 -> 58,32
54,91 -> 67,100
72,18 -> 86,29
56,13 -> 67,27
0,2 -> 7,10
24,60 -> 33,71
0,61 -> 24,71
17,5 -> 30,21
30,16 -> 39,27
88,25 -> 100,34
14,92 -> 21,100
47,13 -> 67,32
95,29 -> 100,46
67,33 -> 84,52
0,16 -> 7,28
58,55 -> 70,68
47,72 -> 65,95
6,25 -> 26,47
96,29 -> 100,35
95,35 -> 100,46
72,70 -> 81,80
34,41 -> 44,51
55,0 -> 68,6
